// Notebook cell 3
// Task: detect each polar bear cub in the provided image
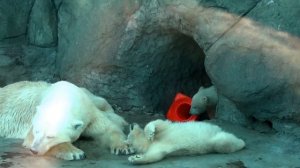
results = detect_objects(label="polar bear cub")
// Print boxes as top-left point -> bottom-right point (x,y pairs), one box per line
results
126,119 -> 245,164
190,85 -> 218,115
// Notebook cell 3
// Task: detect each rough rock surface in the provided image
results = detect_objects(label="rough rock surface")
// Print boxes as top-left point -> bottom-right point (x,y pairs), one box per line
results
56,0 -> 209,113
27,0 -> 57,47
0,0 -> 300,135
0,0 -> 57,86
0,37 -> 57,86
0,0 -> 34,39
205,0 -> 300,134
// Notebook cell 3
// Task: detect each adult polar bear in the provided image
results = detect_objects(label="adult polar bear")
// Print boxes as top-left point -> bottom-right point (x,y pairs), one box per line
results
0,81 -> 131,160
126,119 -> 245,164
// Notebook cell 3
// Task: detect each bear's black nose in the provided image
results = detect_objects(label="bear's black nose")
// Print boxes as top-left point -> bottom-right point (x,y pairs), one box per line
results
30,149 -> 38,155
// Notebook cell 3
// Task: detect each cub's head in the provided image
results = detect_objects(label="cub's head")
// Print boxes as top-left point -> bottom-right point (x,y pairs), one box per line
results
30,106 -> 85,155
126,123 -> 149,154
190,87 -> 208,115
126,123 -> 144,146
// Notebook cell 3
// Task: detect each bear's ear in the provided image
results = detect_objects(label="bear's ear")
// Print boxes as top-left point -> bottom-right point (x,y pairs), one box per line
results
129,124 -> 134,132
72,120 -> 84,130
133,123 -> 140,129
129,123 -> 139,132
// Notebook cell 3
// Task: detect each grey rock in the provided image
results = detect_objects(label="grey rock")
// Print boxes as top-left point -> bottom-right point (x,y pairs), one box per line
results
22,45 -> 57,82
0,37 -> 57,86
54,0 -> 300,132
0,37 -> 28,85
216,95 -> 251,126
56,0 -> 209,113
28,0 -> 57,47
0,55 -> 14,67
0,0 -> 34,39
248,0 -> 300,37
205,0 -> 300,130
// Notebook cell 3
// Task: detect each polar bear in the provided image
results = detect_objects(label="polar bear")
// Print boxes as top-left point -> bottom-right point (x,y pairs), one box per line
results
126,119 -> 245,164
0,81 -> 131,160
189,85 -> 218,116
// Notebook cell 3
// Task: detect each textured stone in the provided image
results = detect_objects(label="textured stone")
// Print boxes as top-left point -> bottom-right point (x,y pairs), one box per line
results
0,0 -> 300,135
56,0 -> 210,113
0,37 -> 28,85
28,0 -> 57,47
216,95 -> 251,126
205,1 -> 300,128
0,37 -> 57,86
0,0 -> 34,39
248,0 -> 300,37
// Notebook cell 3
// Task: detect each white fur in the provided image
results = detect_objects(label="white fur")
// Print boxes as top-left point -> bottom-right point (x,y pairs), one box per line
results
127,119 -> 245,164
0,81 -> 50,138
31,81 -> 91,155
190,85 -> 218,115
0,81 -> 131,160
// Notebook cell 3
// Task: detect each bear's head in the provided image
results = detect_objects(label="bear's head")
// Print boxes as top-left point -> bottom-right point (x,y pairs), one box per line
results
190,87 -> 208,115
126,123 -> 149,154
30,106 -> 85,155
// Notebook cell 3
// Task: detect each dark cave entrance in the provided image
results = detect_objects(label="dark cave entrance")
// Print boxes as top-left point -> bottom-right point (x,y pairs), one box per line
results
126,30 -> 211,114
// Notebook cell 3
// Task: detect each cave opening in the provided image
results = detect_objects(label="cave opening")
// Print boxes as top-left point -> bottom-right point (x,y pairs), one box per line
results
126,30 -> 211,114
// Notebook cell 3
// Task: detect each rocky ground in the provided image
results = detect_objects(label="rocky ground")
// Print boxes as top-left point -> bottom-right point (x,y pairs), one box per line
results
1,113 -> 299,168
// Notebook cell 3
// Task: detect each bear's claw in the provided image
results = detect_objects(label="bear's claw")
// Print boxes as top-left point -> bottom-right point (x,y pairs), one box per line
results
122,147 -> 135,155
55,150 -> 86,160
75,153 -> 86,160
46,142 -> 86,160
110,144 -> 135,155
128,154 -> 143,162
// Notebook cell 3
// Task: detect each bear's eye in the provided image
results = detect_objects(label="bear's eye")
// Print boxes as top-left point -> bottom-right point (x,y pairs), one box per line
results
46,136 -> 55,139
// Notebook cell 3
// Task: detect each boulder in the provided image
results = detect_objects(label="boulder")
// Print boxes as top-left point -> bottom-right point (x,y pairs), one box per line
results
205,0 -> 300,131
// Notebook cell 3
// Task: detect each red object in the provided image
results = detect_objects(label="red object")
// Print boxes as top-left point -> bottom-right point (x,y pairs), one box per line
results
166,93 -> 199,122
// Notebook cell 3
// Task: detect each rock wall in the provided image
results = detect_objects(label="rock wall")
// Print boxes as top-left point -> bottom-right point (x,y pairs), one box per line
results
0,0 -> 57,85
0,0 -> 300,134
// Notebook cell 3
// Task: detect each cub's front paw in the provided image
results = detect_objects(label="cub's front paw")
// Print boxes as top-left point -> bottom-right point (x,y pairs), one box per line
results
46,142 -> 86,160
110,141 -> 134,155
144,123 -> 155,141
128,154 -> 143,163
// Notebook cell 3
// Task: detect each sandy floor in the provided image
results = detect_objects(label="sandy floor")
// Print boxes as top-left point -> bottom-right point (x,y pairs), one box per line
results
0,113 -> 300,168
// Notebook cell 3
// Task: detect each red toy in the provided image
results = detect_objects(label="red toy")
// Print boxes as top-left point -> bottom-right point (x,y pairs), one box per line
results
166,93 -> 199,122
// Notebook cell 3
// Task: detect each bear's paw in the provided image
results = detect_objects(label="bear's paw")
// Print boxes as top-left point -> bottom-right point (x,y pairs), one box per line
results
144,123 -> 156,141
110,142 -> 134,155
128,154 -> 143,163
46,142 -> 86,160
